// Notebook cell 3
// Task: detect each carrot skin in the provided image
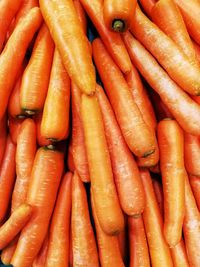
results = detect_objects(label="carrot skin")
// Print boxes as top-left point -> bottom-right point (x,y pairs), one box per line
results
0,115 -> 7,167
67,140 -> 75,172
32,235 -> 49,267
74,0 -> 87,34
1,237 -> 18,265
170,240 -> 190,267
8,117 -> 24,145
189,175 -> 200,210
152,179 -> 164,217
138,0 -> 156,17
34,113 -> 52,147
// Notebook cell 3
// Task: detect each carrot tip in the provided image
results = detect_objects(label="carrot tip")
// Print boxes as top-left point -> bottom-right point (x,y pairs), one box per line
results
143,149 -> 155,158
112,19 -> 126,32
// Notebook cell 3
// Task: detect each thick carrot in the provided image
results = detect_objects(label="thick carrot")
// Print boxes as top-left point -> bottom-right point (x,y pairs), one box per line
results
11,119 -> 37,211
183,173 -> 200,267
8,117 -> 24,145
0,115 -> 7,167
93,38 -> 157,158
158,119 -> 185,247
67,140 -> 75,172
138,0 -> 156,17
74,0 -> 87,34
81,94 -> 124,235
32,235 -> 49,267
103,0 -> 136,32
171,240 -> 190,267
151,0 -> 198,65
80,0 -> 132,73
91,189 -> 124,267
39,0 -> 95,96
96,84 -> 145,216
41,49 -> 70,141
11,146 -> 64,267
189,175 -> 200,210
34,113 -> 52,147
130,6 -> 200,96
0,204 -> 32,250
1,238 -> 17,265
71,82 -> 90,182
0,7 -> 43,120
0,0 -> 23,52
123,31 -> 200,135
184,133 -> 200,177
72,172 -> 99,266
20,23 -> 54,115
0,136 -> 16,223
128,216 -> 150,267
140,169 -> 173,267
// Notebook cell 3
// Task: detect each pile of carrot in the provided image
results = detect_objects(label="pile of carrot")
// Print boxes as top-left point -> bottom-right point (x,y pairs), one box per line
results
0,0 -> 199,266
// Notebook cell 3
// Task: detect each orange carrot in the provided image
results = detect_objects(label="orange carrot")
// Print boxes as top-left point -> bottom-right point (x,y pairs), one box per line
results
130,6 -> 200,96
183,173 -> 200,267
69,230 -> 73,267
96,84 -> 145,216
81,94 -> 124,235
93,38 -> 157,158
32,235 -> 49,267
152,179 -> 164,217
184,132 -> 200,177
0,136 -> 16,223
103,0 -> 137,32
123,31 -> 200,135
8,117 -> 24,145
80,0 -> 132,73
40,0 -> 95,96
72,172 -> 99,266
11,146 -> 64,267
0,7 -> 43,120
193,40 -> 200,62
138,0 -> 156,17
137,144 -> 159,168
20,23 -> 54,115
128,216 -> 150,267
91,189 -> 124,267
118,221 -> 127,263
71,82 -> 90,182
1,238 -> 17,265
140,169 -> 173,267
67,140 -> 75,172
34,113 -> 52,147
11,119 -> 37,211
189,175 -> 200,210
74,0 -> 87,34
0,204 -> 32,250
171,240 -> 190,267
0,115 -> 7,167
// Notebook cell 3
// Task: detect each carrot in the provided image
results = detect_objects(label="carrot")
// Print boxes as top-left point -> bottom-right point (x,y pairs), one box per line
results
67,140 -> 75,172
0,0 -> 23,52
183,173 -> 200,267
81,94 -> 124,235
91,189 -> 124,267
73,0 -> 87,34
193,40 -> 200,62
11,119 -> 37,211
130,6 -> 200,96
171,240 -> 190,267
125,66 -> 157,131
140,169 -> 173,267
137,144 -> 159,168
96,84 -> 145,216
138,0 -> 156,17
0,7 -> 43,120
20,23 -> 54,115
152,179 -> 164,217
128,216 -> 150,267
1,238 -> 17,265
32,235 -> 49,267
174,0 -> 200,45
0,136 -> 16,223
184,132 -> 200,177
118,222 -> 127,263
103,0 -> 136,32
71,82 -> 90,182
34,113 -> 52,147
8,117 -> 24,145
158,119 -> 185,247
39,0 -> 95,96
69,230 -> 73,267
11,146 -> 64,267
0,115 -> 7,167
189,175 -> 200,210
0,204 -> 32,250
93,38 -> 157,158
80,0 -> 132,73
72,172 -> 99,266
151,0 -> 198,65
123,31 -> 200,135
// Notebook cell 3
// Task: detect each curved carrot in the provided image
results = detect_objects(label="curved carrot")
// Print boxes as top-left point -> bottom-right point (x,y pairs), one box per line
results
40,0 -> 95,96
0,136 -> 16,223
91,189 -> 124,267
1,238 -> 17,265
20,23 -> 54,115
0,115 -> 7,167
11,146 -> 64,267
158,119 -> 185,247
72,172 -> 99,266
0,7 -> 43,120
71,82 -> 90,182
0,204 -> 32,250
80,0 -> 132,73
151,0 -> 198,65
171,240 -> 190,267
8,117 -> 24,145
130,6 -> 200,96
11,119 -> 37,211
74,0 -> 87,34
81,94 -> 124,235
45,172 -> 72,267
41,49 -> 70,141
67,140 -> 75,172
93,38 -> 157,158
189,175 -> 200,210
140,169 -> 173,267
96,84 -> 145,216
32,235 -> 49,267
34,113 -> 52,147
123,31 -> 200,135
103,0 -> 136,32
183,173 -> 200,267
128,216 -> 150,267
138,0 -> 156,17
152,179 -> 164,217
184,133 -> 200,177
